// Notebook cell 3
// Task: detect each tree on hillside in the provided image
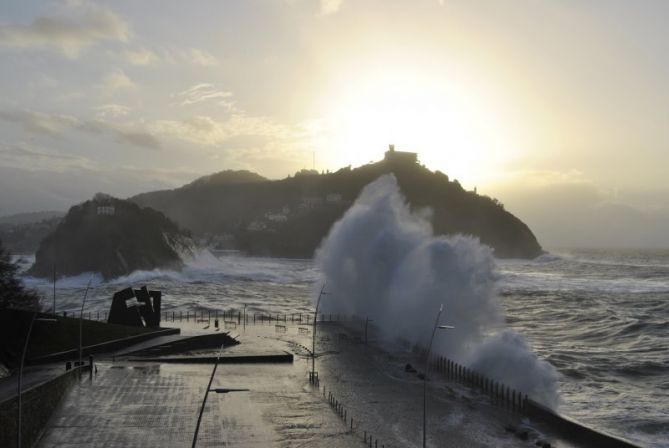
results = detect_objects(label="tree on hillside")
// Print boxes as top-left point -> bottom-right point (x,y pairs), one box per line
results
0,239 -> 41,310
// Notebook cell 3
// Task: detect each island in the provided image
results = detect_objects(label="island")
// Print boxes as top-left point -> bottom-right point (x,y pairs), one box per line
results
29,194 -> 193,280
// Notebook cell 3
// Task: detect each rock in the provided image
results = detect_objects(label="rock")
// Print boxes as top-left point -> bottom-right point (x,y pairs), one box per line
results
29,194 -> 193,279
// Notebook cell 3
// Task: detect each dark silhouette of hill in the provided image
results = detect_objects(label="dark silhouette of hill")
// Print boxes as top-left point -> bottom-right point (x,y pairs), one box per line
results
0,215 -> 62,255
131,161 -> 543,259
0,210 -> 64,225
184,169 -> 267,189
29,194 -> 192,279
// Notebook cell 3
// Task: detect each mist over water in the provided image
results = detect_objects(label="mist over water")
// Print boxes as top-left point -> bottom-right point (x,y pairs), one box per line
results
314,175 -> 559,407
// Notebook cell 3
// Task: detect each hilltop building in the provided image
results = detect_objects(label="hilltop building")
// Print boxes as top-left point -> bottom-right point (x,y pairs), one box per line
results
384,144 -> 417,164
93,193 -> 115,216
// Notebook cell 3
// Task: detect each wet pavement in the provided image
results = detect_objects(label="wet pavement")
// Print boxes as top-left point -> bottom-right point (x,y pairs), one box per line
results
36,320 -> 579,447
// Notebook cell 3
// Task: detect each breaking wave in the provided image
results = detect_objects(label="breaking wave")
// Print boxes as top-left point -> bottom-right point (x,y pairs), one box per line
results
314,175 -> 559,408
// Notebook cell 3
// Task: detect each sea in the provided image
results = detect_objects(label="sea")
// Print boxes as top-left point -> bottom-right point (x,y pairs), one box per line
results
16,248 -> 669,448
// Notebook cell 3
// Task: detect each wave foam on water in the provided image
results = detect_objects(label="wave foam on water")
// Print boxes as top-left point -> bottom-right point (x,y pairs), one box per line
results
314,175 -> 560,408
21,247 -> 319,289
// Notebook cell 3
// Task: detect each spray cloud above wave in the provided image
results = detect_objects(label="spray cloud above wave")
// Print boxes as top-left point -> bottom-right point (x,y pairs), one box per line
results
315,175 -> 559,408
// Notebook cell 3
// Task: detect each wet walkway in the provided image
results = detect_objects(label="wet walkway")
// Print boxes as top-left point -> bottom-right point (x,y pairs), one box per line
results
36,321 -> 582,447
37,325 -> 357,447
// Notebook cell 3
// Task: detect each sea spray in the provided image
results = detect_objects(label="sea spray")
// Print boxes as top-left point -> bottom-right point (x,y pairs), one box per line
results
315,175 -> 559,408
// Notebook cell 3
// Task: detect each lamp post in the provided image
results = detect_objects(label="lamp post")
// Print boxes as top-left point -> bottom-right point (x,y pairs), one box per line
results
52,263 -> 56,315
364,317 -> 373,345
79,276 -> 93,368
192,344 -> 248,448
17,313 -> 57,448
423,304 -> 454,448
310,283 -> 328,384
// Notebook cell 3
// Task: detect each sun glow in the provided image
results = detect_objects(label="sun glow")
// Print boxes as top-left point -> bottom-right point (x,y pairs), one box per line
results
318,65 -> 523,187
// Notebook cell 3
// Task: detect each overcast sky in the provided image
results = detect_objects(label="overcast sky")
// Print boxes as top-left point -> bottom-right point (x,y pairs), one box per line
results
0,0 -> 667,248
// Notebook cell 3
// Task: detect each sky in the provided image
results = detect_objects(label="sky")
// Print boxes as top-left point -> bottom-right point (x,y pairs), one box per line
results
0,0 -> 667,248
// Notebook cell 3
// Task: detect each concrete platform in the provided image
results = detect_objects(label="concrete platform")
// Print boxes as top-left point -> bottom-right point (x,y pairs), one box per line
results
34,321 -> 613,447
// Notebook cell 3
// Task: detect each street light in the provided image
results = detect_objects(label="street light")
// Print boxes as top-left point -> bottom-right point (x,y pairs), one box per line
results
310,283 -> 328,384
78,276 -> 94,369
423,304 -> 454,448
192,344 -> 248,448
17,313 -> 57,448
364,317 -> 374,345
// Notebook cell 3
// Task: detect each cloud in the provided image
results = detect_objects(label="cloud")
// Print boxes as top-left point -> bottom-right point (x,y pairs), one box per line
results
177,83 -> 234,107
149,114 -> 293,146
123,48 -> 158,66
0,109 -> 78,135
95,104 -> 130,118
183,48 -> 219,66
0,2 -> 129,58
76,119 -> 161,149
320,0 -> 343,15
0,141 -> 93,172
0,108 -> 159,150
99,69 -> 136,90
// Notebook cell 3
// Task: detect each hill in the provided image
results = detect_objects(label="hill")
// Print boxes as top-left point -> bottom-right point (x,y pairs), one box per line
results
29,194 -> 193,279
0,214 -> 63,255
184,169 -> 267,188
131,155 -> 543,259
0,210 -> 65,226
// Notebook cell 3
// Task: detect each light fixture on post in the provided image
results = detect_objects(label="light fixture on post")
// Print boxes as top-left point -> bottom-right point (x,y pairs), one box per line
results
310,283 -> 328,385
192,344 -> 248,448
17,313 -> 57,448
423,304 -> 454,448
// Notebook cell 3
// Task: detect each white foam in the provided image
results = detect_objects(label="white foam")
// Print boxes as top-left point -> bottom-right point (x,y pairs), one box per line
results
314,175 -> 559,408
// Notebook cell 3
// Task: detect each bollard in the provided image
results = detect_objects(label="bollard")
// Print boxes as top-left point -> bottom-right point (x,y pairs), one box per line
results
502,385 -> 506,408
351,417 -> 353,431
507,387 -> 512,410
214,319 -> 219,328
89,355 -> 94,379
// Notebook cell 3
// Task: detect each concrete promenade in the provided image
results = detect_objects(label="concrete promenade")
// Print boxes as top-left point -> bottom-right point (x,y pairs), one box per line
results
33,321 -> 589,447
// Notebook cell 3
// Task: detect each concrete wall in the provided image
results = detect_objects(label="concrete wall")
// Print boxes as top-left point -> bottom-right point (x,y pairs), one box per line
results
0,366 -> 87,448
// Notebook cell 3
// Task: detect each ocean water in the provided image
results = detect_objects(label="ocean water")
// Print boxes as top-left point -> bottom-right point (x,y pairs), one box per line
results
17,248 -> 669,448
498,249 -> 669,448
